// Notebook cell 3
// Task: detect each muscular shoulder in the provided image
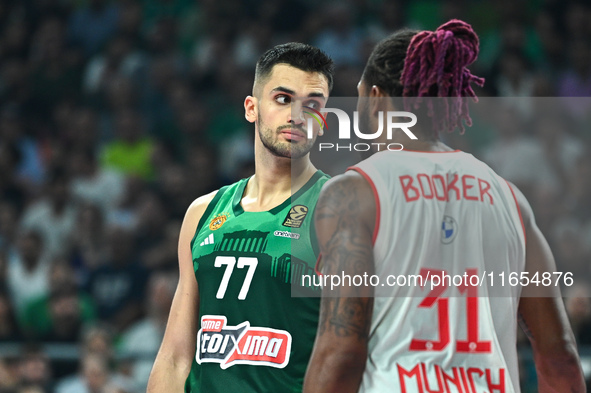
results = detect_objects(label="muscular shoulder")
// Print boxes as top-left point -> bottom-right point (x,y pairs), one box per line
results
319,171 -> 373,205
186,190 -> 218,219
505,181 -> 534,230
316,171 -> 376,238
180,190 -> 219,240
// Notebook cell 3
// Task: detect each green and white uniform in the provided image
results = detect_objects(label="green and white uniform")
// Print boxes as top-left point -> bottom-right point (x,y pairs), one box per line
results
185,171 -> 328,392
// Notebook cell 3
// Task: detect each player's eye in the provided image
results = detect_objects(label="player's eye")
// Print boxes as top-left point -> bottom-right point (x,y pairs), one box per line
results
304,101 -> 319,109
275,95 -> 291,105
305,99 -> 325,110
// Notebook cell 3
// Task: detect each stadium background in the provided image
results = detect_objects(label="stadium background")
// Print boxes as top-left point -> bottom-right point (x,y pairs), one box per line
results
0,0 -> 589,392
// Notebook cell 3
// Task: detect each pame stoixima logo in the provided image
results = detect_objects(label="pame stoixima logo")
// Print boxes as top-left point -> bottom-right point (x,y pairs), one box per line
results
196,315 -> 292,369
303,106 -> 418,152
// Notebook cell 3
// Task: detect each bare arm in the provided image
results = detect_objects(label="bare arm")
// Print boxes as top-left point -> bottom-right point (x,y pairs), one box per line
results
511,183 -> 586,393
147,192 -> 216,393
303,172 -> 376,393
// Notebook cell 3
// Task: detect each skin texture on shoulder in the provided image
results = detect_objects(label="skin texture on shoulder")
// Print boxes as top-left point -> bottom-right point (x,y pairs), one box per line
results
303,172 -> 376,393
508,182 -> 586,393
147,190 -> 216,393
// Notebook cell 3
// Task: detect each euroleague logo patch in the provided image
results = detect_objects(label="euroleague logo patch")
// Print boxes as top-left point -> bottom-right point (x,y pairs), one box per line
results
196,315 -> 292,369
282,205 -> 308,228
209,213 -> 229,230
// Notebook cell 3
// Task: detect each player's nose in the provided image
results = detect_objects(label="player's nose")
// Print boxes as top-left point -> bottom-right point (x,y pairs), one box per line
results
288,101 -> 305,125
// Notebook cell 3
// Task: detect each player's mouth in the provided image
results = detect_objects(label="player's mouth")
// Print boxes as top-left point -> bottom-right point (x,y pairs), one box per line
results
281,129 -> 306,141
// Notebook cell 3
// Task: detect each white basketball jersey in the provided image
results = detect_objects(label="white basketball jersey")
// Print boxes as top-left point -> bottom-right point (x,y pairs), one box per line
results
352,150 -> 526,393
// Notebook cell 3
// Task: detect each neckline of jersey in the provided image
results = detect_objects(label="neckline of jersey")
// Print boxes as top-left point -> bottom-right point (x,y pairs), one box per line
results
232,170 -> 325,216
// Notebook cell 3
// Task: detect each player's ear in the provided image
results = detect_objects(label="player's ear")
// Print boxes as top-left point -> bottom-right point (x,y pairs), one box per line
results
245,96 -> 257,123
369,85 -> 387,117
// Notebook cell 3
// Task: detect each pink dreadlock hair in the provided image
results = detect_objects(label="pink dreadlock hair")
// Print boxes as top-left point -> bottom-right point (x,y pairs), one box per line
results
400,19 -> 485,135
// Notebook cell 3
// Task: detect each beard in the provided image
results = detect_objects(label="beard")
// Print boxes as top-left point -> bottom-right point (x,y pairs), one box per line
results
257,113 -> 316,159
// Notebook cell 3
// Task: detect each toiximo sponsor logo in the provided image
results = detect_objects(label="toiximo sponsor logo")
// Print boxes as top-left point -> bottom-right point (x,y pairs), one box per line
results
303,106 -> 418,152
196,315 -> 292,369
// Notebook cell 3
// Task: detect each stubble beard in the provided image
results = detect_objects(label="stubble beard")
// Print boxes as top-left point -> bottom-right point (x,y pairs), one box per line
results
257,116 -> 315,160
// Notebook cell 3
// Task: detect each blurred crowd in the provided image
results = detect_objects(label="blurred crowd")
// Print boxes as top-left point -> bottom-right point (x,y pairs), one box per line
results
0,0 -> 590,392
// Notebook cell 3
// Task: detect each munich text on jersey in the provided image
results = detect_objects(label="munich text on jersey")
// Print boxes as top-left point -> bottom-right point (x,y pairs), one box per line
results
397,362 -> 506,393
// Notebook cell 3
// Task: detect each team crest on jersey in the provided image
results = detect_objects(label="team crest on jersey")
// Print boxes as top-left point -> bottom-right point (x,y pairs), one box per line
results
282,205 -> 308,228
441,215 -> 458,244
209,213 -> 229,230
196,315 -> 292,369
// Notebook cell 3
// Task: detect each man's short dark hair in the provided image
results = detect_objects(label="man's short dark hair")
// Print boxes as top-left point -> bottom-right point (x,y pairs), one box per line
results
254,43 -> 334,95
362,29 -> 418,97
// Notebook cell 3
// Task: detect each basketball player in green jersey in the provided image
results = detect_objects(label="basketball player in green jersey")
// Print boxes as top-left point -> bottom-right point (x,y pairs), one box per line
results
147,43 -> 334,392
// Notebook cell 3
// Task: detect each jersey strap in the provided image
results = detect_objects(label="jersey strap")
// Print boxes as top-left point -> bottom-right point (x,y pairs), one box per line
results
189,185 -> 231,251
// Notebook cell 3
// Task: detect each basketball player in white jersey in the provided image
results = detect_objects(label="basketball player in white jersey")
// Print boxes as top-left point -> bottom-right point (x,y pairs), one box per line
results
303,20 -> 585,393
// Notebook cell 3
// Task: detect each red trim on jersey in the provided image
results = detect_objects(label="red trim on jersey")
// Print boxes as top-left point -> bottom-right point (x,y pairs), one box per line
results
505,180 -> 526,244
347,166 -> 380,245
314,254 -> 323,276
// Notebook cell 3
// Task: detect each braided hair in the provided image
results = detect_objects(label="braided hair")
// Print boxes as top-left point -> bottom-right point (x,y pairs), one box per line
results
362,19 -> 484,137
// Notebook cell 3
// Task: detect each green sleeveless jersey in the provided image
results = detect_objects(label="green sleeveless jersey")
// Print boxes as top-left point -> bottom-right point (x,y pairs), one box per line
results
185,170 -> 328,392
